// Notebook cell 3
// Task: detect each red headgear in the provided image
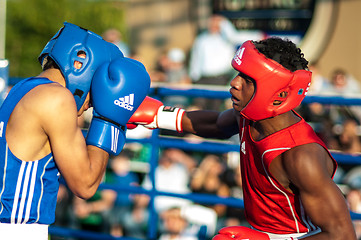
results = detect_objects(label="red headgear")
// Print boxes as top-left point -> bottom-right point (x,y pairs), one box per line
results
231,40 -> 312,121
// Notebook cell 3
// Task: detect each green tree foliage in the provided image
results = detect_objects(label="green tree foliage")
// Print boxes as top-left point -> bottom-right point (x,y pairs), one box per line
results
6,0 -> 127,77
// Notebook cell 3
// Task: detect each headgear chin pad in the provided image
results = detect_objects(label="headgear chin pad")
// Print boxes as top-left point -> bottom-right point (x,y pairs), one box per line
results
231,40 -> 312,121
38,22 -> 124,111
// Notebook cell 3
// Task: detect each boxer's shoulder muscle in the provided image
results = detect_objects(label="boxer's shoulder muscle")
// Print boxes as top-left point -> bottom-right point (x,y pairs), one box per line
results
10,82 -> 75,130
29,82 -> 75,112
6,83 -> 76,161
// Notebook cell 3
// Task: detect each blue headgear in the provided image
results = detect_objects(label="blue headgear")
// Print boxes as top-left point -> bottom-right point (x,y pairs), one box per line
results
38,22 -> 124,111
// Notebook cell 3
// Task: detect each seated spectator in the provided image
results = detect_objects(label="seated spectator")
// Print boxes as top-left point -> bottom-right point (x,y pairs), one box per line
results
72,188 -> 116,236
165,48 -> 191,86
159,205 -> 217,240
190,154 -> 230,228
327,68 -> 361,96
299,63 -> 332,136
52,183 -> 75,240
346,188 -> 361,240
308,63 -> 331,95
142,148 -> 195,213
119,193 -> 150,239
327,68 -> 361,125
150,50 -> 170,84
344,167 -> 361,239
338,118 -> 361,154
106,152 -> 140,237
159,207 -> 197,240
163,48 -> 192,108
220,166 -> 249,229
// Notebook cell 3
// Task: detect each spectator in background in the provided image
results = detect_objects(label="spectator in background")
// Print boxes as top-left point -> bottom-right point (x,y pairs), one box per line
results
188,15 -> 234,86
190,154 -> 230,229
151,48 -> 191,85
166,48 -> 191,86
141,148 -> 219,238
119,193 -> 150,239
141,148 -> 195,213
327,68 -> 361,125
159,205 -> 218,240
220,166 -> 249,229
344,168 -> 361,240
150,50 -> 170,83
72,188 -> 116,236
159,207 -> 198,240
107,152 -> 140,237
163,48 -> 192,108
102,28 -> 130,57
308,63 -> 331,95
52,184 -> 74,240
328,68 -> 361,96
346,188 -> 361,240
188,15 -> 264,110
299,63 -> 335,147
338,118 -> 361,154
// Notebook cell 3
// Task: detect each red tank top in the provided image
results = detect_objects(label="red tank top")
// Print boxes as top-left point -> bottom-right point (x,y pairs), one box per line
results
239,113 -> 337,234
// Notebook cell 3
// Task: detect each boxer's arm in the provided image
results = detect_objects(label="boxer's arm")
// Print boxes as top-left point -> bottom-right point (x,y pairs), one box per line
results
52,58 -> 149,199
128,97 -> 239,138
183,108 -> 239,139
43,87 -> 109,199
283,144 -> 357,240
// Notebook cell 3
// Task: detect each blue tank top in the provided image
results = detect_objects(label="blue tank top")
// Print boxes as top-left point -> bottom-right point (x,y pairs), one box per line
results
0,77 -> 60,224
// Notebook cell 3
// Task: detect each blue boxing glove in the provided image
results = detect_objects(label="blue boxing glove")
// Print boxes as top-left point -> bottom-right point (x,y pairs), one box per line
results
86,57 -> 151,155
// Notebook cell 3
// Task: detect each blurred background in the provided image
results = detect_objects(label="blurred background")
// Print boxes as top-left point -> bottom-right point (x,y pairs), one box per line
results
0,0 -> 360,83
1,1 -> 361,240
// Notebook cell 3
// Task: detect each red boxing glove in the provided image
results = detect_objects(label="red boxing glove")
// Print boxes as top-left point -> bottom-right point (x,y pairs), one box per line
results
126,123 -> 138,130
212,226 -> 270,240
212,226 -> 297,240
127,96 -> 185,132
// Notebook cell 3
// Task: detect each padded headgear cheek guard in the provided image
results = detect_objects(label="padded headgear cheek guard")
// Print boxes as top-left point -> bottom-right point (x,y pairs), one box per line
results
38,22 -> 124,111
232,40 -> 312,121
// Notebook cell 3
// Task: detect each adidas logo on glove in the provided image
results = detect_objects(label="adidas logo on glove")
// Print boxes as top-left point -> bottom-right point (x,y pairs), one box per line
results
114,94 -> 134,111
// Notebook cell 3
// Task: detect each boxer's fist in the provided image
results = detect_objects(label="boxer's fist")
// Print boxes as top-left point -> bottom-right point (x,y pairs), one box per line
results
212,226 -> 270,240
86,57 -> 150,155
128,96 -> 185,132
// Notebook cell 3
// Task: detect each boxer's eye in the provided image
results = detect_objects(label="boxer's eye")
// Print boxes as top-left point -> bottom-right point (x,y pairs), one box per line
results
74,51 -> 86,69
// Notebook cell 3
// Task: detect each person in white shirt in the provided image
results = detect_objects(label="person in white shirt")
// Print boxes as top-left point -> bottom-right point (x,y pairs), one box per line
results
188,15 -> 264,110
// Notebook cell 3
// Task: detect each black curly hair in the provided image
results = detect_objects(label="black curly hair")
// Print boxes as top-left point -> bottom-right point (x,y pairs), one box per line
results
253,37 -> 309,72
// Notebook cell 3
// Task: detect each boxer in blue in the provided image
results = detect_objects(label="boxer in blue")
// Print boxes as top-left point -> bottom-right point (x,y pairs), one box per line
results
0,22 -> 150,239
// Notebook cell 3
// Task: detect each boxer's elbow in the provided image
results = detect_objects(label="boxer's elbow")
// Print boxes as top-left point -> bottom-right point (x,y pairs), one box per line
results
67,179 -> 99,200
72,186 -> 98,200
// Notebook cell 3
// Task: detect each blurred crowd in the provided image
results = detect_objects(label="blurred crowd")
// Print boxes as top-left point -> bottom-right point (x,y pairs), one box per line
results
50,15 -> 361,240
52,147 -> 247,240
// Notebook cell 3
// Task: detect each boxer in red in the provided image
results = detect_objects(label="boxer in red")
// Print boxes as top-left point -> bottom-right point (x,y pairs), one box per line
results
129,37 -> 356,240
